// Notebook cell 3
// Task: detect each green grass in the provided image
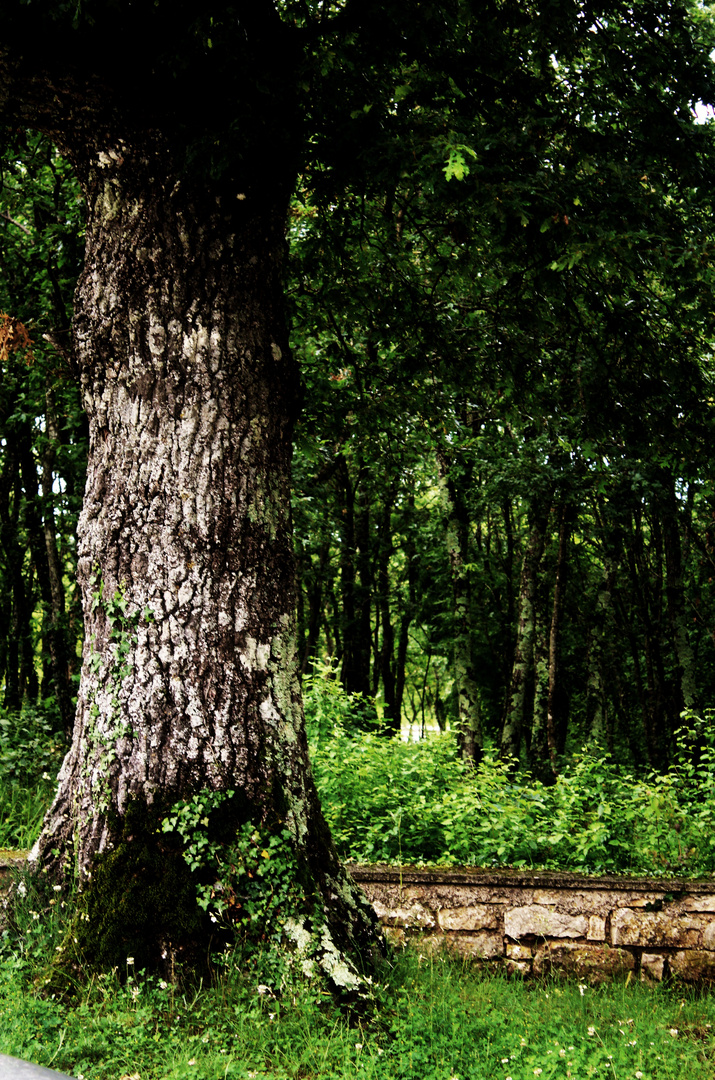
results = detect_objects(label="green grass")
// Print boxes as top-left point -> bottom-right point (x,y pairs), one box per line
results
0,775 -> 54,850
1,947 -> 715,1079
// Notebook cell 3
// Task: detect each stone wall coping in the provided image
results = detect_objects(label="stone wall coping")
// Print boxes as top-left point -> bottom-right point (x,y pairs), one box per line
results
346,862 -> 715,894
3,852 -> 714,895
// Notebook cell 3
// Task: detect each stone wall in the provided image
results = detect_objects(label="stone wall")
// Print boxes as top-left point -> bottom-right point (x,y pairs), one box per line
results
4,851 -> 715,983
348,864 -> 715,984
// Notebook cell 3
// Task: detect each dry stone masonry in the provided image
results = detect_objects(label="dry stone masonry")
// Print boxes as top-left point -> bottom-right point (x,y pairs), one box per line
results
4,852 -> 715,983
348,864 -> 715,984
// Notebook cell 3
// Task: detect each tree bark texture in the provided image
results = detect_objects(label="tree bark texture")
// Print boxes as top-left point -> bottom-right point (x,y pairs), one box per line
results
437,448 -> 482,764
500,506 -> 548,765
28,139 -> 380,976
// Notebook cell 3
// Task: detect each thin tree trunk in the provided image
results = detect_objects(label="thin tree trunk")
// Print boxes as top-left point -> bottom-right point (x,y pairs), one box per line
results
437,448 -> 482,764
662,477 -> 698,714
546,503 -> 573,772
501,504 -> 548,765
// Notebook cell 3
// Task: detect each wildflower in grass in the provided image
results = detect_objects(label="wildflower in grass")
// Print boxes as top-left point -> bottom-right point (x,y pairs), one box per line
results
188,1059 -> 196,1066
534,1070 -> 543,1076
669,1028 -> 678,1037
158,980 -> 168,990
578,984 -> 587,996
502,1059 -> 509,1064
355,1044 -> 363,1051
635,1073 -> 643,1078
588,1026 -> 596,1036
126,956 -> 134,966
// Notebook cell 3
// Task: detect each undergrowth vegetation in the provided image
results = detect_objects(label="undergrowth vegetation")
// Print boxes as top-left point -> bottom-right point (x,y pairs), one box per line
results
0,706 -> 65,850
304,669 -> 715,877
4,679 -> 715,880
5,678 -> 715,880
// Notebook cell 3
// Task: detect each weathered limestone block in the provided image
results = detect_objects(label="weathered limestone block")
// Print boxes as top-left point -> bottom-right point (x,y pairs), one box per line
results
611,909 -> 705,948
532,889 -> 616,917
533,942 -> 635,982
371,899 -> 436,930
437,905 -> 500,932
640,952 -> 667,981
410,885 -> 524,908
588,915 -> 607,941
505,906 -> 588,939
360,883 -> 424,909
505,959 -> 531,976
445,931 -> 503,959
681,895 -> 715,913
506,943 -> 533,961
669,950 -> 715,983
383,927 -> 406,948
703,923 -> 715,950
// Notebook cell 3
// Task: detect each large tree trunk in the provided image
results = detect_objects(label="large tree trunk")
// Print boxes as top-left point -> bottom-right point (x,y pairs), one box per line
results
29,141 -> 380,980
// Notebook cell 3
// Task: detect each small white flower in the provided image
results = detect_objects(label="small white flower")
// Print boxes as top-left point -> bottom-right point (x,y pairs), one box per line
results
188,1059 -> 196,1066
257,984 -> 270,995
502,1059 -> 510,1064
578,984 -> 586,996
126,956 -> 135,966
588,1026 -> 597,1036
669,1028 -> 679,1037
52,885 -> 61,892
534,1070 -> 543,1076
16,882 -> 27,897
355,1043 -> 363,1051
635,1073 -> 644,1079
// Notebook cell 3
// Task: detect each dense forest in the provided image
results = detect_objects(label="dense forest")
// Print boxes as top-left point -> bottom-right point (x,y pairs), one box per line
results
2,3 -> 715,792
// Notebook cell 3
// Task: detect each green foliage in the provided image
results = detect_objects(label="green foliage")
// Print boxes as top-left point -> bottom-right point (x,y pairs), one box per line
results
0,705 -> 64,848
311,680 -> 715,877
303,660 -> 379,743
0,705 -> 65,784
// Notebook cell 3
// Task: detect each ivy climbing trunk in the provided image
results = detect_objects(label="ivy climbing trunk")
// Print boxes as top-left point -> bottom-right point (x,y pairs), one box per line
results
28,135 -> 381,980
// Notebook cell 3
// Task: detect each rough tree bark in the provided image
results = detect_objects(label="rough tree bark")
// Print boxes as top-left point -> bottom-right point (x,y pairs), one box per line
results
437,446 -> 483,764
1,16 -> 382,979
500,503 -> 548,765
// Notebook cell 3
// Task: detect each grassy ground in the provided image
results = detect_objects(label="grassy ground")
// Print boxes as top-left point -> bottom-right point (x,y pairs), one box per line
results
1,943 -> 715,1080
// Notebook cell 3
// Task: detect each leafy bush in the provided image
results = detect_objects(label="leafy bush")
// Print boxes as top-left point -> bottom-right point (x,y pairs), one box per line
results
308,671 -> 715,877
0,705 -> 66,849
0,705 -> 66,784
